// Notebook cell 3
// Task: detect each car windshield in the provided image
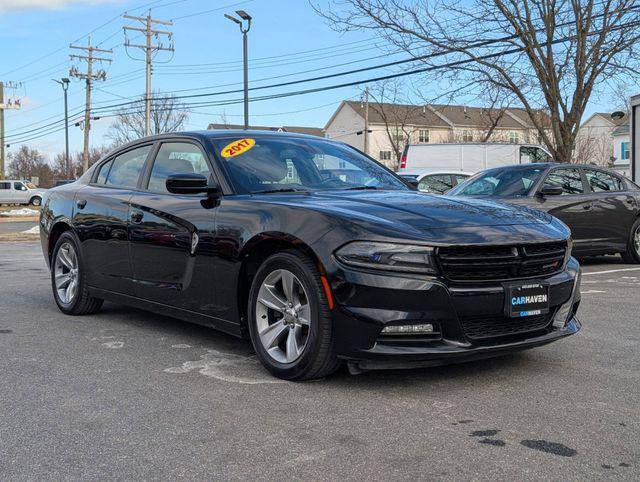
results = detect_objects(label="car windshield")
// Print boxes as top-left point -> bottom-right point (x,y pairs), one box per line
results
449,166 -> 547,197
211,136 -> 408,194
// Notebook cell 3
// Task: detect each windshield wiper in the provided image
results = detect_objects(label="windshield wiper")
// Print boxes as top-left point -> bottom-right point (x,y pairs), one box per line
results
253,188 -> 310,194
344,186 -> 381,191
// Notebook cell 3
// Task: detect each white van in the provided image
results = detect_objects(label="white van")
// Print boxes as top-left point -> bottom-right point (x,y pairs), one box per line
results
398,143 -> 553,175
0,180 -> 46,206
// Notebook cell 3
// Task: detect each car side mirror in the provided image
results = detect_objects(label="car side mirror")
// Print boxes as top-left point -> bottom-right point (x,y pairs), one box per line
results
166,173 -> 221,196
537,185 -> 563,197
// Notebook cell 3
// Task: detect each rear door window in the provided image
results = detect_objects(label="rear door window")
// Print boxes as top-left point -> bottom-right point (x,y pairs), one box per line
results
95,159 -> 114,184
583,169 -> 624,192
0,182 -> 10,190
105,145 -> 151,189
542,168 -> 585,195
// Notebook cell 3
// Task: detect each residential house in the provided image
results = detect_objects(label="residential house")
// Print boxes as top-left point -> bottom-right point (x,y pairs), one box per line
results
575,112 -> 628,168
323,100 -> 548,168
611,122 -> 631,177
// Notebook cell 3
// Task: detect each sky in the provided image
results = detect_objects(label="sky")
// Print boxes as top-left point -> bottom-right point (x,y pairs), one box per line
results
0,0 -> 621,163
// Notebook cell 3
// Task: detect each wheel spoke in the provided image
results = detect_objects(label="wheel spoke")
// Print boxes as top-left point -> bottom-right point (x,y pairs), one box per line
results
259,320 -> 287,349
281,270 -> 296,304
58,248 -> 73,269
65,279 -> 76,302
56,273 -> 72,289
297,304 -> 311,325
285,325 -> 302,362
258,285 -> 286,313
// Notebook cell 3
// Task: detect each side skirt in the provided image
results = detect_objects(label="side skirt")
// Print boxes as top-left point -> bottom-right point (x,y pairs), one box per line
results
89,286 -> 243,337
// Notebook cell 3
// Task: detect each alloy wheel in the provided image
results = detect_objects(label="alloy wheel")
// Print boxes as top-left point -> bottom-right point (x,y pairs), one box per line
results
255,269 -> 311,364
635,226 -> 640,256
54,242 -> 79,304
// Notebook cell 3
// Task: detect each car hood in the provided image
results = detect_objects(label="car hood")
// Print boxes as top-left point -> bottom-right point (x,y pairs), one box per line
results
267,190 -> 553,229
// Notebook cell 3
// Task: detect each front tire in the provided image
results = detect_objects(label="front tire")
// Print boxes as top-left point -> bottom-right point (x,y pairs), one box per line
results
30,196 -> 42,206
51,231 -> 103,315
621,218 -> 640,264
247,251 -> 340,381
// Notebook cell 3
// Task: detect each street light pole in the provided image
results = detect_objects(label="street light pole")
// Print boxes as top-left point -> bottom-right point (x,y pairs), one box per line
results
54,78 -> 71,178
225,10 -> 252,130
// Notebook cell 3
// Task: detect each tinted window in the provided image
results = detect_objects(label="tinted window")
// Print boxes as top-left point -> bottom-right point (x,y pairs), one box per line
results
105,145 -> 151,189
453,174 -> 469,184
95,159 -> 113,184
212,137 -> 407,194
0,182 -> 9,190
450,166 -> 546,197
13,182 -> 26,191
520,146 -> 551,163
418,175 -> 453,194
584,169 -> 624,193
543,168 -> 584,195
148,142 -> 210,193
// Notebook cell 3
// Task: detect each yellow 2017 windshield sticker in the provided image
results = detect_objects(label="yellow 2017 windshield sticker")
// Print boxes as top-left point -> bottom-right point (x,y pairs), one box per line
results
220,138 -> 255,158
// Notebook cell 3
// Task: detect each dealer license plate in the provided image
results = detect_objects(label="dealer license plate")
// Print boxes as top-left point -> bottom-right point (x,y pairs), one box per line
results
505,282 -> 550,318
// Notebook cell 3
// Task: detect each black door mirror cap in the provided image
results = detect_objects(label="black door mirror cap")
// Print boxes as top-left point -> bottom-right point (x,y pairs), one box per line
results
537,185 -> 564,197
166,173 -> 221,196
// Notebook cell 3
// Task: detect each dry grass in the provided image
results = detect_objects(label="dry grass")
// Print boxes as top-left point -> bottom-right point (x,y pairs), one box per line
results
0,232 -> 40,242
0,204 -> 40,213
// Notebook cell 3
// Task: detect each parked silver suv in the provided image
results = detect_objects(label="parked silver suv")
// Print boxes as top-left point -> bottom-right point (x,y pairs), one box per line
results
0,180 -> 46,206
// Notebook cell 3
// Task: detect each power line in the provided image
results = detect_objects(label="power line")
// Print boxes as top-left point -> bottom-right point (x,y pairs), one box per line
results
8,6 -> 640,144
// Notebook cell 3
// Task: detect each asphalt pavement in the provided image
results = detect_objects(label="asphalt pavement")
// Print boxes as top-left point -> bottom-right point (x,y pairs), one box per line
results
0,242 -> 638,480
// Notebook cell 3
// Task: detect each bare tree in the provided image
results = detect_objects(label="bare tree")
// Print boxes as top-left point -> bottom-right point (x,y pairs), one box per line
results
107,93 -> 189,146
367,80 -> 418,168
52,145 -> 112,180
314,0 -> 640,162
8,146 -> 54,187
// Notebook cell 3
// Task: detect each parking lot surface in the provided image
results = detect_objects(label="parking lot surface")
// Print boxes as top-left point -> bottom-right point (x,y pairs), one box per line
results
1,242 -> 638,480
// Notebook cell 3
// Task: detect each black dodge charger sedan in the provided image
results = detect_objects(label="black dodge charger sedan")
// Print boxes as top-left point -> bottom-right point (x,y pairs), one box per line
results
447,163 -> 640,262
40,131 -> 581,380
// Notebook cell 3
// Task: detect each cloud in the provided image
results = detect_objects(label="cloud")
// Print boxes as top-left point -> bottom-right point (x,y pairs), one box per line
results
0,0 -> 122,14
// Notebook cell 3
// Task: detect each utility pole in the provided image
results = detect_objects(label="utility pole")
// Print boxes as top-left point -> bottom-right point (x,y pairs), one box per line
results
0,81 -> 22,180
69,39 -> 111,173
363,87 -> 370,156
224,10 -> 252,130
53,78 -> 71,178
124,11 -> 174,136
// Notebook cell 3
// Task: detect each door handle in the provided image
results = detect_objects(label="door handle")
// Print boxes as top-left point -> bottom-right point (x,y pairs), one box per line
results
130,210 -> 144,223
582,203 -> 592,210
626,197 -> 635,205
76,199 -> 87,209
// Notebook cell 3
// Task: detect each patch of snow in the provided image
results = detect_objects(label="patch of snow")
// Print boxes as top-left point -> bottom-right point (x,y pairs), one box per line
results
0,208 -> 39,217
21,226 -> 40,234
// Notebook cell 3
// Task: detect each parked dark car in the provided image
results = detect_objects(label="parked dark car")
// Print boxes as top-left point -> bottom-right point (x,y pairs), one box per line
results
448,163 -> 640,262
40,131 -> 581,380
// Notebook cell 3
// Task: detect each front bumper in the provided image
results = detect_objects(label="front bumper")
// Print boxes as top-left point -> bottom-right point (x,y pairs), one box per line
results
328,257 -> 581,370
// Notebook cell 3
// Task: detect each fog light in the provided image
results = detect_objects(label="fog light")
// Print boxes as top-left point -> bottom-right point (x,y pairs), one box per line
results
553,270 -> 581,328
552,301 -> 572,328
382,323 -> 434,334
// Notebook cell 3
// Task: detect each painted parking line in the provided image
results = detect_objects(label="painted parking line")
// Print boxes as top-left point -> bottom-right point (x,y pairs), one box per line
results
582,267 -> 640,276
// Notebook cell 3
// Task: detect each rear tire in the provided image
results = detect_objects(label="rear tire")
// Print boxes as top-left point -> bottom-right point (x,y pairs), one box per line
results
51,231 -> 103,315
247,250 -> 340,381
621,218 -> 640,264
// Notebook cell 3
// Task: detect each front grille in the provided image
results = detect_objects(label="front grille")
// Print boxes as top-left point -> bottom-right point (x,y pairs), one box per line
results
437,241 -> 567,282
460,312 -> 554,340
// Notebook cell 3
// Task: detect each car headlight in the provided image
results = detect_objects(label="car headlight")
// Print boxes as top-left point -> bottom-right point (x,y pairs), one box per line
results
564,237 -> 573,267
334,242 -> 437,274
